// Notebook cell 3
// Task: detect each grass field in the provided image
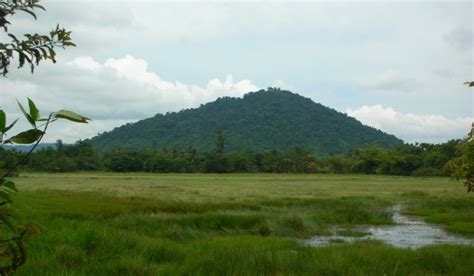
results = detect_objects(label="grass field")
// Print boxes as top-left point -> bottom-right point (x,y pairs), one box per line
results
8,173 -> 474,275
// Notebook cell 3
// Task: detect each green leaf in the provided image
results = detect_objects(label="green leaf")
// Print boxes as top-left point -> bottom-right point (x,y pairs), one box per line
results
1,215 -> 16,231
1,180 -> 18,192
6,129 -> 44,144
0,110 -> 5,131
32,4 -> 46,11
54,110 -> 90,123
19,52 -> 26,68
0,191 -> 12,204
28,98 -> 40,121
19,8 -> 38,20
39,47 -> 48,58
4,118 -> 18,133
7,34 -> 19,43
17,100 -> 35,127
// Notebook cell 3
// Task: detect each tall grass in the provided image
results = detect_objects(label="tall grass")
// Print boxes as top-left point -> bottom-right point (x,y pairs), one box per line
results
7,173 -> 473,275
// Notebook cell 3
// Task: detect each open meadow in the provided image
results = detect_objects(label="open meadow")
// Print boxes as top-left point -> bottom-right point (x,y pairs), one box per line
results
1,1 -> 472,275
10,173 -> 474,275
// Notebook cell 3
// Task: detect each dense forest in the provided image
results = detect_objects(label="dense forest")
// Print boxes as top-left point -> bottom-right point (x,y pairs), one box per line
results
89,88 -> 403,155
1,89 -> 466,177
0,138 -> 463,176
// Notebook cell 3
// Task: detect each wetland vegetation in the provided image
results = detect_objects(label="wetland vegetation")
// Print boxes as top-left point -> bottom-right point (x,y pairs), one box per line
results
10,173 -> 474,275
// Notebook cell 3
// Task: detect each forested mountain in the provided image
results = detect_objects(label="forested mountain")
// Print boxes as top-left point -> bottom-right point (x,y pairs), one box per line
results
89,89 -> 403,155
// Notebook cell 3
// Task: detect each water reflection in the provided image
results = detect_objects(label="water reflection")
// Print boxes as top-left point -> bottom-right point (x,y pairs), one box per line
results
305,204 -> 474,249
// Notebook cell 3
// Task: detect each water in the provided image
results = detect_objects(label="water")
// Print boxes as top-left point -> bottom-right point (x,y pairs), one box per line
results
305,204 -> 474,249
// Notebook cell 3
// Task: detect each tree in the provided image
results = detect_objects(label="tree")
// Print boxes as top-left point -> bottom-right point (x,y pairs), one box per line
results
446,139 -> 474,193
215,128 -> 225,154
325,154 -> 352,174
69,140 -> 101,171
445,121 -> 474,193
444,83 -> 474,192
0,1 -> 86,273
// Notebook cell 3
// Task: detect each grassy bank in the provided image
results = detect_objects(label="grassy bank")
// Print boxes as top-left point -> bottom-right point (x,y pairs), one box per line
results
8,173 -> 474,275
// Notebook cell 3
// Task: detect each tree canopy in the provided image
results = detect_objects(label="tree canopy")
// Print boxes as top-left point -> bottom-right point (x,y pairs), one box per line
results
90,88 -> 403,155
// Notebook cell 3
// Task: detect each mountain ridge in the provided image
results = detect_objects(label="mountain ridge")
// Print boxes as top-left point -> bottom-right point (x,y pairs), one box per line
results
89,88 -> 403,155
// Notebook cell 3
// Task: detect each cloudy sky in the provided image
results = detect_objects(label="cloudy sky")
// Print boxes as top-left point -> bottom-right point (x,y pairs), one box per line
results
0,0 -> 472,144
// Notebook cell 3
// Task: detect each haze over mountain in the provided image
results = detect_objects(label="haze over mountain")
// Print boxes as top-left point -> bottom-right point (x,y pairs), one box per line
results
89,89 -> 403,155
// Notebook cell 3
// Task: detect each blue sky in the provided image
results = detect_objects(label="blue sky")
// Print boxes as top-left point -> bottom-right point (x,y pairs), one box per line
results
1,0 -> 472,143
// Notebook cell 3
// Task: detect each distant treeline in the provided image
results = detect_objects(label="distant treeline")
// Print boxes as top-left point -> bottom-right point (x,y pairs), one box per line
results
0,139 -> 462,176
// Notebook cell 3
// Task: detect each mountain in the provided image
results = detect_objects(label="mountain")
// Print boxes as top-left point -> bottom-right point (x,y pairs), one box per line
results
89,89 -> 403,155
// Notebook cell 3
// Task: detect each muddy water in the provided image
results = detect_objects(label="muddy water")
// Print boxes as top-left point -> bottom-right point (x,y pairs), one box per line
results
305,204 -> 474,249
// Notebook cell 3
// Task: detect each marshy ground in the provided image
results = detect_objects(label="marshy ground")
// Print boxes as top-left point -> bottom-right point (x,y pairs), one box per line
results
10,173 -> 474,275
305,204 -> 473,248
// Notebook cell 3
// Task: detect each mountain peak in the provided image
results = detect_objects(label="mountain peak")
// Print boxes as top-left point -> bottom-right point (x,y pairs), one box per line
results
90,89 -> 403,155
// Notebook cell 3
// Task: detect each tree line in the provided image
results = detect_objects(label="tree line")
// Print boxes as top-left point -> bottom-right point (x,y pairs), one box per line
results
0,138 -> 465,176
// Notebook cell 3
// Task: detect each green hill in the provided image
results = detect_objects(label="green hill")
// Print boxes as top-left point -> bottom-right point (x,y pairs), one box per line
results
89,89 -> 403,155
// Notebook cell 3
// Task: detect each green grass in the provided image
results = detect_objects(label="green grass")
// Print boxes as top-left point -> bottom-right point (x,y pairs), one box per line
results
5,173 -> 474,275
404,196 -> 474,236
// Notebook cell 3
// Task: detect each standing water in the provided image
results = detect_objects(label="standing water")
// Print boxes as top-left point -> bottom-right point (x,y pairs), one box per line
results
305,204 -> 474,249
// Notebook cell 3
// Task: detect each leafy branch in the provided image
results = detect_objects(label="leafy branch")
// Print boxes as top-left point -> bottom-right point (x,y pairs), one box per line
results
0,0 -> 76,76
0,98 -> 89,273
0,1 -> 81,272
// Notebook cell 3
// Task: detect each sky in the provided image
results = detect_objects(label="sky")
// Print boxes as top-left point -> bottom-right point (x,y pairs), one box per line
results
0,0 -> 472,144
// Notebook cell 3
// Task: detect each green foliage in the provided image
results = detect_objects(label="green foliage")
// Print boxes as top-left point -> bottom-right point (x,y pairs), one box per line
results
0,0 -> 76,76
0,98 -> 89,273
1,139 -> 463,176
90,89 -> 403,155
0,110 -> 17,142
325,154 -> 352,173
54,110 -> 91,123
405,195 -> 474,236
445,139 -> 474,192
8,173 -> 474,274
215,128 -> 225,154
6,129 -> 44,144
17,99 -> 38,127
0,110 -> 5,131
0,1 -> 84,272
25,140 -> 100,172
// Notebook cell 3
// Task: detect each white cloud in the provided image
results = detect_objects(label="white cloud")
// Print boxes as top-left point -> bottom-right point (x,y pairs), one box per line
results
1,55 -> 258,142
44,119 -> 134,143
443,27 -> 473,52
1,1 -> 471,144
355,70 -> 418,92
346,105 -> 473,144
